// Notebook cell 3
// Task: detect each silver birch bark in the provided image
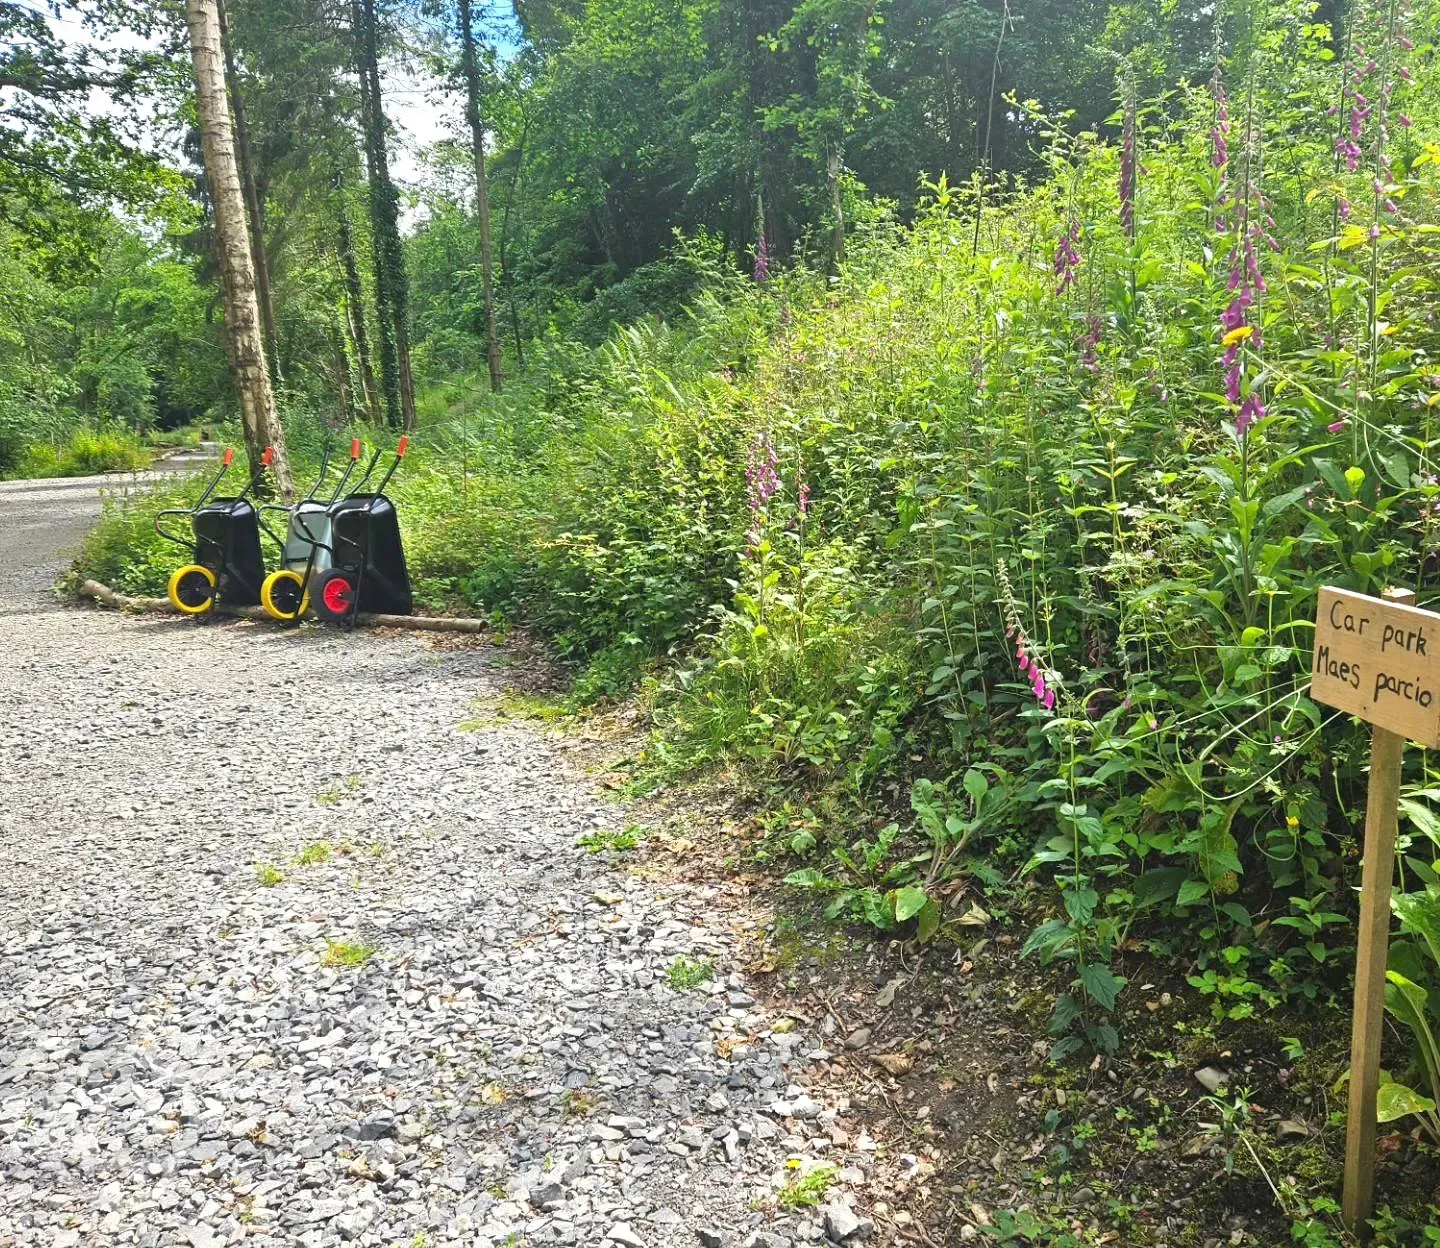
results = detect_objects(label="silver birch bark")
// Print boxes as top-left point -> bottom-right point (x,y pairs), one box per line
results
183,0 -> 294,498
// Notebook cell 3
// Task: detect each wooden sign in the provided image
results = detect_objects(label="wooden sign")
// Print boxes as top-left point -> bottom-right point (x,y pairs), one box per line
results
1310,586 -> 1431,1238
1312,586 -> 1440,748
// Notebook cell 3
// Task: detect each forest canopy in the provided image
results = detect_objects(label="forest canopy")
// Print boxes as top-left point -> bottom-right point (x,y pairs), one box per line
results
2,0 -> 1328,470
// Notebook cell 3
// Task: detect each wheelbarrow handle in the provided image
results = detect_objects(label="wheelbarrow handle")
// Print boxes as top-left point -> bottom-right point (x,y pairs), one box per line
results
371,437 -> 411,497
327,441 -> 364,502
195,448 -> 234,508
233,448 -> 273,503
154,509 -> 194,549
293,508 -> 335,557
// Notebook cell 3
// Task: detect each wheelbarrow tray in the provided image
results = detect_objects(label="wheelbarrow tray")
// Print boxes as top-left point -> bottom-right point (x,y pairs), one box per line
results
329,493 -> 412,616
193,498 -> 265,606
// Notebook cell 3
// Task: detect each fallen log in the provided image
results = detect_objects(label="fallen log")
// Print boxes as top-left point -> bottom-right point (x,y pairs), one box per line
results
77,578 -> 490,635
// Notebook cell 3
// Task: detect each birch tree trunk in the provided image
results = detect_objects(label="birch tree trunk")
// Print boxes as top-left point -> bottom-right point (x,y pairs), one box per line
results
183,0 -> 294,498
216,0 -> 281,388
458,0 -> 501,392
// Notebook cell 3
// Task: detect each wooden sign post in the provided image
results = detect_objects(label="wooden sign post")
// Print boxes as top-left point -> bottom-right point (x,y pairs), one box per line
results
1310,585 -> 1440,1236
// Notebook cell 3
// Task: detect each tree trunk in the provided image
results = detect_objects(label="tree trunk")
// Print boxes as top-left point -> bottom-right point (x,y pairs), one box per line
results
328,314 -> 356,426
458,0 -> 501,392
182,0 -> 293,498
353,0 -> 416,428
216,0 -> 281,388
394,285 -> 416,430
499,111 -> 529,369
337,201 -> 382,422
353,0 -> 399,426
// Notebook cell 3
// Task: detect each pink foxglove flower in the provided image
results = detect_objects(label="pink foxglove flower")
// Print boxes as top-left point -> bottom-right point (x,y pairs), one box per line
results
1119,81 -> 1137,240
1053,219 -> 1081,294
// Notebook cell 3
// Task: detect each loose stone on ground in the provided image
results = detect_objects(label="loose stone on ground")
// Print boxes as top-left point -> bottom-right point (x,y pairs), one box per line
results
0,514 -> 883,1248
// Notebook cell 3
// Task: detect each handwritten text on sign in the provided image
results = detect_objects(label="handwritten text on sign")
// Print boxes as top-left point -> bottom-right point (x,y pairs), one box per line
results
1312,586 -> 1440,747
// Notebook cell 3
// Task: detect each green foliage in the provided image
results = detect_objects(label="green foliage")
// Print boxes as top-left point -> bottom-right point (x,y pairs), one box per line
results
62,0 -> 1440,1084
321,938 -> 378,968
11,429 -> 149,479
71,471 -> 212,597
0,219 -> 229,475
664,956 -> 714,991
776,1163 -> 837,1210
1380,882 -> 1440,1142
576,824 -> 647,855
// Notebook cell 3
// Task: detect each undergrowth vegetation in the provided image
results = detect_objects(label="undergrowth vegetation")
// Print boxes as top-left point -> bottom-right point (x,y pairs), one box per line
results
3,428 -> 149,480
74,1 -> 1440,1211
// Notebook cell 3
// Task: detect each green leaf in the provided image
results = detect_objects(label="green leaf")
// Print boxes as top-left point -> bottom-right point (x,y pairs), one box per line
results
1376,1080 -> 1437,1123
784,868 -> 826,888
1386,969 -> 1430,1016
1132,867 -> 1187,908
1078,963 -> 1125,1011
1220,902 -> 1252,928
1022,918 -> 1076,963
893,885 -> 929,923
916,899 -> 941,944
1176,878 -> 1211,908
860,890 -> 894,931
1383,450 -> 1412,488
1392,886 -> 1440,966
1063,887 -> 1099,926
1401,799 -> 1440,849
963,768 -> 989,804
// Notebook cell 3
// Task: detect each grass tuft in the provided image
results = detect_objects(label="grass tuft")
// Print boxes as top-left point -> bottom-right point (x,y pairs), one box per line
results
777,1163 -> 837,1209
576,823 -> 646,855
665,955 -> 714,992
321,938 -> 377,968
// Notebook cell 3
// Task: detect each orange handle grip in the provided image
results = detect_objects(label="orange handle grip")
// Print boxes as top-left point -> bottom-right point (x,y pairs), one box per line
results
396,436 -> 409,457
223,447 -> 234,466
351,438 -> 361,460
260,447 -> 274,467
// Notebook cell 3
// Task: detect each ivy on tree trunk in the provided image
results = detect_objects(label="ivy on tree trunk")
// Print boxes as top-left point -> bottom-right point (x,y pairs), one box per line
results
352,0 -> 415,428
336,197 -> 382,423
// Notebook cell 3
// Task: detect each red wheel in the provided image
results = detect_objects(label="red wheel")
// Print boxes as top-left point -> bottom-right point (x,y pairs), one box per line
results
314,568 -> 356,623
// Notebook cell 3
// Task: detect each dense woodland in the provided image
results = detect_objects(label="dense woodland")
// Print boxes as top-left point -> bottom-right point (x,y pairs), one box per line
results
6,0 -> 1352,462
9,0 -> 1440,1239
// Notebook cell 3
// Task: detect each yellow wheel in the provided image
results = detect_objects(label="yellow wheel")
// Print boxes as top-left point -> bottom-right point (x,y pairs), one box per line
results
261,569 -> 310,623
168,564 -> 216,615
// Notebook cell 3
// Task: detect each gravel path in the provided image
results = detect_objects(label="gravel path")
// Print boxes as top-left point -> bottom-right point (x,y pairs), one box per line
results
0,474 -> 875,1248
